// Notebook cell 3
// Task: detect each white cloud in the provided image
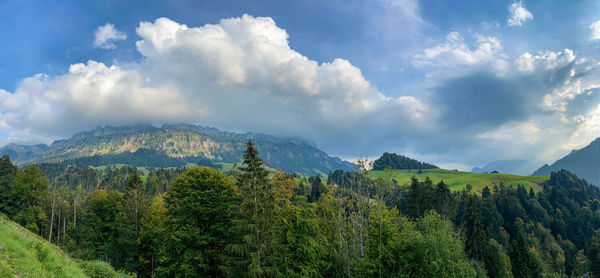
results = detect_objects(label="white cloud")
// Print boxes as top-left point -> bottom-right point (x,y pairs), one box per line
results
590,20 -> 600,40
93,23 -> 127,49
507,1 -> 533,27
515,49 -> 575,73
0,15 -> 431,151
3,14 -> 600,172
412,32 -> 507,72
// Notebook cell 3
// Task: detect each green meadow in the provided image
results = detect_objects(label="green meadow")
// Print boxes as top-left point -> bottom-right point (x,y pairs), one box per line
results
0,214 -> 126,278
367,168 -> 549,193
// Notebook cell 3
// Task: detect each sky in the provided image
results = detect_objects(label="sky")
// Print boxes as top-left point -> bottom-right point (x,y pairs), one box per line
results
1,0 -> 600,173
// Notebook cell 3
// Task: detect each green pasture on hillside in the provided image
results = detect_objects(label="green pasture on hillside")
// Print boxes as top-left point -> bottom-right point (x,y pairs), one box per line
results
367,168 -> 549,193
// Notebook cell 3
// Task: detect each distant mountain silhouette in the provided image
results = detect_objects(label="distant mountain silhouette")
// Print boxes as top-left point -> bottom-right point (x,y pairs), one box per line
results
532,138 -> 600,185
471,159 -> 536,176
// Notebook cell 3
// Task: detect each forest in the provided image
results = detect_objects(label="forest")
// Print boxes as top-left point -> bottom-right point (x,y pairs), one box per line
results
2,140 -> 600,277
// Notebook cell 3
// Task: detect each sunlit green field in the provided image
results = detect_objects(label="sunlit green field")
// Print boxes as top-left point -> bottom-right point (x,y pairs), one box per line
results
367,168 -> 549,193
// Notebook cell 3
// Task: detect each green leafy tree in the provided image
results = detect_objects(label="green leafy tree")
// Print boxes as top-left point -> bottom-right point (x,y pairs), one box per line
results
274,171 -> 327,277
159,167 -> 236,277
484,239 -> 513,278
74,189 -> 122,260
138,194 -> 167,278
409,211 -> 480,278
13,166 -> 49,234
366,205 -> 407,277
509,219 -> 543,278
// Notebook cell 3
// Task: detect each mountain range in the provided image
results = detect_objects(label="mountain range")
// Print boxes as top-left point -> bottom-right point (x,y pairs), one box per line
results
532,138 -> 600,185
471,159 -> 536,176
0,124 -> 355,175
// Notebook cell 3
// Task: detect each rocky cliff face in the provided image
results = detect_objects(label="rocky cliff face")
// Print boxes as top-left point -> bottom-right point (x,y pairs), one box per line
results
0,124 -> 354,175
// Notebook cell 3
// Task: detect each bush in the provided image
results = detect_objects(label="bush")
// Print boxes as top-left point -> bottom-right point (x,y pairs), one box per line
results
79,260 -> 130,278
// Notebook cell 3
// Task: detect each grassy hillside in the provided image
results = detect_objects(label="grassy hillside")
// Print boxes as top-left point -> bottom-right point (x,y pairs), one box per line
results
0,214 -> 124,278
368,168 -> 549,193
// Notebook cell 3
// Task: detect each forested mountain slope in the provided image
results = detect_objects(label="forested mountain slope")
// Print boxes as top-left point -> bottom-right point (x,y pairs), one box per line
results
0,124 -> 354,175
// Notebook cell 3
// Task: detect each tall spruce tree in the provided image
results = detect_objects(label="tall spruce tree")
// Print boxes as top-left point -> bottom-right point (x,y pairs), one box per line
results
0,155 -> 18,217
228,140 -> 279,277
110,173 -> 151,271
463,194 -> 488,261
309,176 -> 327,203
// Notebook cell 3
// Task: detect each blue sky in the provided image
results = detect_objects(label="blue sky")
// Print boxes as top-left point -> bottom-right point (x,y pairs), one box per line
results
2,0 -> 600,173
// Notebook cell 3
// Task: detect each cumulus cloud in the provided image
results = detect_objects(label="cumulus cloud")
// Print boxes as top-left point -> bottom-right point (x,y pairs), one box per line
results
2,14 -> 600,172
590,20 -> 600,40
515,49 -> 575,73
412,32 -> 507,72
507,1 -> 533,27
0,15 -> 429,154
93,23 -> 127,49
427,46 -> 600,166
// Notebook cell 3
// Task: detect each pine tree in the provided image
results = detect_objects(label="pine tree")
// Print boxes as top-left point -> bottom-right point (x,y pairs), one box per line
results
111,173 -> 151,272
434,180 -> 453,217
509,219 -> 543,278
228,140 -> 279,277
309,176 -> 327,202
0,155 -> 19,217
463,195 -> 488,261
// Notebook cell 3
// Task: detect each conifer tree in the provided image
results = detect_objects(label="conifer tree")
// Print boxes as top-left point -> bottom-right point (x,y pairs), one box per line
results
228,140 -> 279,277
309,176 -> 327,202
0,154 -> 18,217
111,173 -> 151,272
463,194 -> 488,261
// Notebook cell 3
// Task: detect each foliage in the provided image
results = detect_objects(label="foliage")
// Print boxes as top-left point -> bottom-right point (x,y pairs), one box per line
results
227,140 -> 280,277
372,152 -> 438,170
159,167 -> 236,277
110,173 -> 151,272
78,260 -> 130,278
5,145 -> 600,278
406,211 -> 480,278
138,194 -> 167,278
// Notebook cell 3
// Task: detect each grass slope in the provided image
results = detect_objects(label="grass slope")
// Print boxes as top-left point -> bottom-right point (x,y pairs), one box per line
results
368,168 -> 549,193
0,214 -> 124,278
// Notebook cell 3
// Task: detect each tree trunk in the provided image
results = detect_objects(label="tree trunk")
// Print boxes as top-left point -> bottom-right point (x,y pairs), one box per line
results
62,215 -> 66,244
48,192 -> 55,242
358,209 -> 364,258
57,209 -> 61,244
73,197 -> 76,228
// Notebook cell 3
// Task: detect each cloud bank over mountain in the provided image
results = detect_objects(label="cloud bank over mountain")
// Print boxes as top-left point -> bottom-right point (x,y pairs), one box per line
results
1,14 -> 600,169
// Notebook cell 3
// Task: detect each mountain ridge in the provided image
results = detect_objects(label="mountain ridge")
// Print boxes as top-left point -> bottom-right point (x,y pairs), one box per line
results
532,137 -> 600,185
0,124 -> 353,175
